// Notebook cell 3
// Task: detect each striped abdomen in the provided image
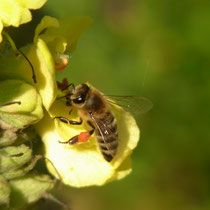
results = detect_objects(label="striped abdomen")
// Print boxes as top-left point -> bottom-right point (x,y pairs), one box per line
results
96,111 -> 118,162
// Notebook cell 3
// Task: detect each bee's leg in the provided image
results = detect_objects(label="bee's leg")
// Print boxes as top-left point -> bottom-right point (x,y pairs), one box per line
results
78,129 -> 94,142
66,100 -> 72,106
69,109 -> 73,115
52,116 -> 83,125
76,121 -> 95,142
58,129 -> 95,145
61,83 -> 75,91
59,135 -> 79,145
58,120 -> 95,145
56,93 -> 72,100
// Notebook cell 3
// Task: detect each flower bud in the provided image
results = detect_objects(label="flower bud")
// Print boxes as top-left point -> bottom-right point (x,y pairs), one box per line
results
0,80 -> 43,128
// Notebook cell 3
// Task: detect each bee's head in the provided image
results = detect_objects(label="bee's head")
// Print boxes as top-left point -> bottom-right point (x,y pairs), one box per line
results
71,84 -> 90,106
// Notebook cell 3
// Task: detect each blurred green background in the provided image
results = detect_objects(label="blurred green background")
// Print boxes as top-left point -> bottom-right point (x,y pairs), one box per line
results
12,0 -> 210,209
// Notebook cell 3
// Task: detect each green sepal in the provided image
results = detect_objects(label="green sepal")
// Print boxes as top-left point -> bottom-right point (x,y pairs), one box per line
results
2,155 -> 42,180
9,173 -> 55,209
0,144 -> 32,174
0,80 -> 43,128
0,119 -> 19,147
0,175 -> 10,207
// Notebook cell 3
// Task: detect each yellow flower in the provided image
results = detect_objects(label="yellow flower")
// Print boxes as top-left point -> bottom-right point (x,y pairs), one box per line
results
0,15 -> 91,128
0,0 -> 47,43
0,15 -> 141,187
0,15 -> 92,109
28,15 -> 92,110
29,16 -> 140,187
36,84 -> 140,187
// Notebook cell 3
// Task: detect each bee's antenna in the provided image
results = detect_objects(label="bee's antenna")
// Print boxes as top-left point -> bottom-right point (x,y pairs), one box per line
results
56,93 -> 73,100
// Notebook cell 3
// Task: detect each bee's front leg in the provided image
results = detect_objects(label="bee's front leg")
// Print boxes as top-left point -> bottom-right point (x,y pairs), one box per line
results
52,116 -> 83,125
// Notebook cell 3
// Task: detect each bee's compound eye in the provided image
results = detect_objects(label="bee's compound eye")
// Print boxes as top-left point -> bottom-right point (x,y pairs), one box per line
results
73,95 -> 86,104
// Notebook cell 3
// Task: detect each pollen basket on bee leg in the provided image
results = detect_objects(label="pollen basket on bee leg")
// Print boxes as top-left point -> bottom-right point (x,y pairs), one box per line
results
78,132 -> 91,142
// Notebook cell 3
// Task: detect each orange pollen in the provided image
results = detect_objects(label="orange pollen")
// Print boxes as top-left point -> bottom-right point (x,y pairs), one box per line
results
55,57 -> 69,70
78,132 -> 91,142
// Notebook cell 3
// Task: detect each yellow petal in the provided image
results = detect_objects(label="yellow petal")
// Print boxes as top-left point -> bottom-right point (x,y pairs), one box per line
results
0,19 -> 3,43
22,39 -> 57,110
36,39 -> 57,110
18,6 -> 32,25
17,0 -> 48,9
40,16 -> 93,54
0,17 -> 59,110
29,16 -> 91,109
0,0 -> 47,28
34,16 -> 59,42
0,0 -> 22,27
0,42 -> 56,111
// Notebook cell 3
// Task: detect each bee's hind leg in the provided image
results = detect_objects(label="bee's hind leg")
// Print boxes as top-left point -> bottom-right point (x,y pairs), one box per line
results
58,129 -> 95,145
58,135 -> 79,145
57,120 -> 95,145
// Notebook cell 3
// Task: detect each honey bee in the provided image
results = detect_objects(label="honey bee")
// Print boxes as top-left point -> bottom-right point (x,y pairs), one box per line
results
54,82 -> 152,162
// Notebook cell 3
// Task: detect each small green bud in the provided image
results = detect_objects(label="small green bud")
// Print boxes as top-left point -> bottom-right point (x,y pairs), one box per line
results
0,80 -> 43,128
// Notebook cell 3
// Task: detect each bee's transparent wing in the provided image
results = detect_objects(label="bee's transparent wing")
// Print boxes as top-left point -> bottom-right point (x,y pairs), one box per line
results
89,112 -> 115,157
105,95 -> 153,115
